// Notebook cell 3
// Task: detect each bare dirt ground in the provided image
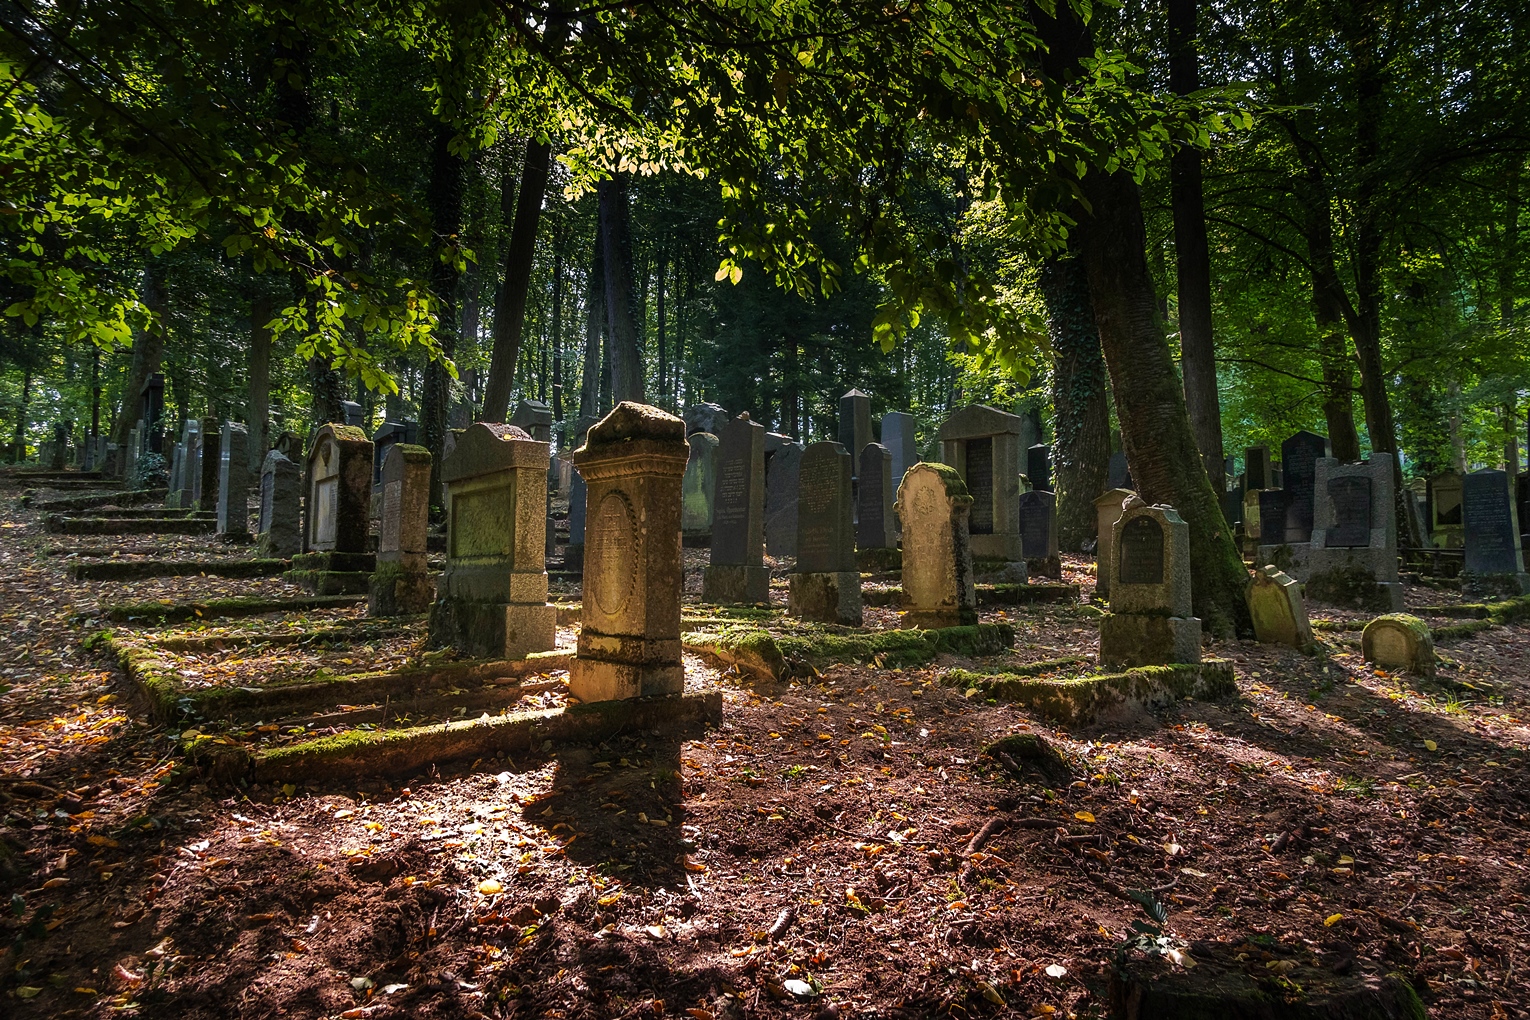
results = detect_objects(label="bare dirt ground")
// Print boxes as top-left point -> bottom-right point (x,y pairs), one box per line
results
2,473 -> 1528,1018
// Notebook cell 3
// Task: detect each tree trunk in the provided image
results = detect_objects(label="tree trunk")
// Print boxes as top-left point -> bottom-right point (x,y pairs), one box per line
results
248,294 -> 273,471
113,265 -> 165,447
599,175 -> 644,403
581,226 -> 605,420
551,239 -> 564,426
1168,0 -> 1225,492
1078,169 -> 1251,636
1039,245 -> 1112,551
10,368 -> 30,461
656,245 -> 668,408
420,122 -> 465,508
89,348 -> 101,441
482,140 -> 552,423
1310,272 -> 1363,462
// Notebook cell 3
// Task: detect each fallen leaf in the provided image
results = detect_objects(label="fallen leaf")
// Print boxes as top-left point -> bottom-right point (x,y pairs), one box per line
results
1324,913 -> 1343,927
1074,811 -> 1095,823
478,879 -> 504,895
1044,964 -> 1067,978
1424,740 -> 1438,752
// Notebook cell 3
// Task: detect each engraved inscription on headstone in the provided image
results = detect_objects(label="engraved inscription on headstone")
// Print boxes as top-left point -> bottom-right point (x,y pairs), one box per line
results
1463,470 -> 1521,575
450,482 -> 516,560
588,491 -> 638,615
965,437 -> 993,534
314,478 -> 338,547
1118,515 -> 1164,586
380,479 -> 403,553
1327,476 -> 1372,547
795,455 -> 839,569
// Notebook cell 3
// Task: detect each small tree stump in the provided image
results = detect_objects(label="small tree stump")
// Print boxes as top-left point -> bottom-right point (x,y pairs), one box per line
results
1361,614 -> 1435,675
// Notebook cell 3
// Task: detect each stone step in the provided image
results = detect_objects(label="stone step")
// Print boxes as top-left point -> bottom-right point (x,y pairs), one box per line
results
45,515 -> 215,535
70,558 -> 289,581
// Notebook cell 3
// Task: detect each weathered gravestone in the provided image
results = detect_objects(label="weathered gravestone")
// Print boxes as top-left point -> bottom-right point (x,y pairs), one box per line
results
838,389 -> 872,465
165,431 -> 188,509
123,426 -> 141,484
286,424 -> 375,594
256,450 -> 302,558
369,444 -> 434,616
937,404 -> 1025,563
1257,489 -> 1294,557
881,412 -> 920,496
1248,565 -> 1315,652
1362,614 -> 1435,675
140,374 -> 165,454
371,420 -> 419,490
1462,468 -> 1530,595
427,423 -> 554,658
683,402 -> 729,438
1245,445 -> 1272,491
510,399 -> 557,555
1301,454 -> 1403,610
1279,430 -> 1330,543
273,430 -> 304,463
1093,488 -> 1136,599
1026,443 -> 1052,493
1219,487 -> 1242,529
682,432 -> 719,543
340,400 -> 364,428
1107,450 -> 1133,491
788,441 -> 862,625
1099,499 -> 1201,669
1428,471 -> 1464,549
703,414 -> 769,605
1018,489 -> 1060,578
569,403 -> 689,702
897,463 -> 976,628
192,417 -> 221,513
564,416 -> 598,568
216,422 -> 251,538
764,439 -> 804,558
856,443 -> 896,552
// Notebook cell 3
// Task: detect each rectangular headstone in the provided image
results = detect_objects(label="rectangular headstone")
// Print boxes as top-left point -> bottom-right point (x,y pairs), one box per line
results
856,443 -> 895,550
710,415 -> 766,567
216,422 -> 250,537
965,437 -> 994,534
1245,445 -> 1272,491
1026,443 -> 1052,493
257,450 -> 302,558
1018,489 -> 1057,561
880,412 -> 919,491
795,441 -> 856,573
764,441 -> 803,558
838,389 -> 872,465
1258,489 -> 1294,544
1108,450 -> 1132,491
1326,475 -> 1373,548
1463,469 -> 1523,575
1279,430 -> 1329,543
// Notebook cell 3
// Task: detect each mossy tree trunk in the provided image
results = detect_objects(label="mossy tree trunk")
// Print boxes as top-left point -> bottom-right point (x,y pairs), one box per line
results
1039,243 -> 1110,551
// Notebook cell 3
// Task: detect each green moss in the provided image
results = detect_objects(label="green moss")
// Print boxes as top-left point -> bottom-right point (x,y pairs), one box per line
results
977,583 -> 1080,605
1305,566 -> 1395,612
684,622 -> 1016,680
1486,594 -> 1530,625
103,593 -> 365,623
943,656 -> 1089,684
942,660 -> 1236,726
1311,619 -> 1367,632
1430,619 -> 1492,642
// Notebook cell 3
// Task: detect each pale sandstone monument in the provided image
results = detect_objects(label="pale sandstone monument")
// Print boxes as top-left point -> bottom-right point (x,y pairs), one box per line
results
897,463 -> 976,628
287,424 -> 374,594
1092,488 -> 1136,599
428,422 -> 555,659
569,402 -> 690,702
369,443 -> 434,616
1247,565 -> 1315,652
1098,499 -> 1201,668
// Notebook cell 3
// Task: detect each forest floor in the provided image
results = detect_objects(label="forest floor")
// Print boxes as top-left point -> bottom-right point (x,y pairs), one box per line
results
1,471 -> 1528,1019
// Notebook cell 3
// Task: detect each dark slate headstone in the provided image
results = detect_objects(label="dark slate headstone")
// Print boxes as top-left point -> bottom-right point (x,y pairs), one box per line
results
795,441 -> 855,573
965,437 -> 994,535
1026,443 -> 1052,493
1327,475 -> 1373,548
372,420 -> 419,487
1518,473 -> 1530,544
1107,451 -> 1132,491
1220,488 -> 1243,527
764,441 -> 803,558
139,373 -> 165,453
856,442 -> 895,550
1463,469 -> 1522,574
1280,430 -> 1329,543
838,389 -> 872,464
340,400 -> 365,427
194,418 -> 221,513
1119,515 -> 1164,585
1017,489 -> 1056,559
1258,489 -> 1294,544
711,415 -> 765,567
1245,445 -> 1272,491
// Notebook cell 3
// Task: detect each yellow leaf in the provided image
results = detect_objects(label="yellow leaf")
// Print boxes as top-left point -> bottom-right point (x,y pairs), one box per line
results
1324,913 -> 1343,927
87,834 -> 118,848
478,879 -> 503,895
1074,811 -> 1095,823
1424,740 -> 1438,751
597,891 -> 623,907
42,877 -> 69,889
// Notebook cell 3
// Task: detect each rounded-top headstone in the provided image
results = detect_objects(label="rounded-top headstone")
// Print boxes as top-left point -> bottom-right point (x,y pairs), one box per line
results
1362,614 -> 1435,675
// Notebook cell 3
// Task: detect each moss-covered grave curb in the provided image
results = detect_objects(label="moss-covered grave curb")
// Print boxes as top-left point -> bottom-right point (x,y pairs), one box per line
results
942,659 -> 1236,726
101,593 -> 365,624
1310,594 -> 1530,644
45,515 -> 216,536
683,622 -> 1015,680
71,558 -> 290,581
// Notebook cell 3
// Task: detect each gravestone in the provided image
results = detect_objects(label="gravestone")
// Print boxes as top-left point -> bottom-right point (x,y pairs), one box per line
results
216,422 -> 251,538
510,399 -> 557,553
1241,488 -> 1263,544
1362,615 -> 1435,675
1300,454 -> 1403,610
764,439 -> 804,558
286,424 -> 375,594
1018,489 -> 1060,578
1099,499 -> 1201,668
856,443 -> 896,551
1279,431 -> 1329,543
340,400 -> 365,428
937,404 -> 1025,563
369,444 -> 434,616
139,373 -> 165,453
881,412 -> 920,495
838,389 -> 872,465
273,430 -> 304,463
569,402 -> 689,702
192,417 -> 221,513
1462,469 -> 1530,595
703,414 -> 769,605
1428,471 -> 1464,549
1026,443 -> 1052,493
1219,488 -> 1243,528
256,451 -> 303,559
428,422 -> 554,657
1244,445 -> 1272,491
681,432 -> 719,542
1248,565 -> 1314,652
1093,488 -> 1136,599
123,426 -> 141,482
683,402 -> 729,437
897,463 -> 976,628
788,441 -> 862,625
563,416 -> 598,568
1257,489 -> 1294,548
371,420 -> 419,489
1107,451 -> 1133,491
165,436 -> 187,509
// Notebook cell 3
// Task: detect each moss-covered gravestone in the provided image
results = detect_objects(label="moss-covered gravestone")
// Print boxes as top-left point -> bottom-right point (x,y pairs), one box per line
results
1099,499 -> 1202,669
286,424 -> 375,594
428,423 -> 555,659
569,402 -> 689,702
897,463 -> 976,628
1362,614 -> 1435,675
788,441 -> 863,626
703,414 -> 769,605
369,443 -> 433,616
256,450 -> 302,559
1247,565 -> 1315,652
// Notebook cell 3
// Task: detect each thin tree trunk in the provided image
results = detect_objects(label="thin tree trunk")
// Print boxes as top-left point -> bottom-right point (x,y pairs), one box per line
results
113,266 -> 166,447
580,227 -> 605,420
656,245 -> 668,408
599,175 -> 644,403
248,294 -> 273,471
89,348 -> 101,440
551,240 -> 564,425
420,122 -> 465,508
1039,244 -> 1112,550
483,139 -> 552,423
10,368 -> 30,461
1169,0 -> 1224,492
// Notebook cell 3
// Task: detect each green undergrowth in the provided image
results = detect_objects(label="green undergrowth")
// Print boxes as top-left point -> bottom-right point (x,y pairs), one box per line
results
684,622 -> 1015,680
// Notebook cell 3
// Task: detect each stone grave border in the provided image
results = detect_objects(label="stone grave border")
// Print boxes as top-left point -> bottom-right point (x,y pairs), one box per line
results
941,659 -> 1236,726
